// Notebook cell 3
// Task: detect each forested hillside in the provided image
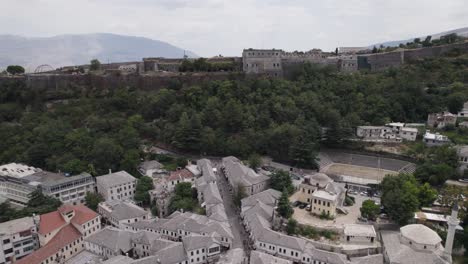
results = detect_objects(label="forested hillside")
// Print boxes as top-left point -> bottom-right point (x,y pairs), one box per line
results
1,54 -> 468,175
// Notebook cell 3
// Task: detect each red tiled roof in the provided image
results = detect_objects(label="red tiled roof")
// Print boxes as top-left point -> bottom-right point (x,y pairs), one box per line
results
38,205 -> 98,235
38,211 -> 66,235
16,224 -> 82,264
67,204 -> 99,225
168,169 -> 194,181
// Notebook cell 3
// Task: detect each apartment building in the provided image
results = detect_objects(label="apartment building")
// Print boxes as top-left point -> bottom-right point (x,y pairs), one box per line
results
0,217 -> 38,264
41,172 -> 96,205
16,204 -> 101,264
96,171 -> 136,201
0,163 -> 96,206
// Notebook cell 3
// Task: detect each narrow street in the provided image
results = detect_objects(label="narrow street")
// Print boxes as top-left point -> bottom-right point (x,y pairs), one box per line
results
213,162 -> 251,253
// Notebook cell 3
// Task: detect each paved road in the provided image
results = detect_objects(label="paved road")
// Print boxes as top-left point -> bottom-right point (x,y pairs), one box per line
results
214,162 -> 250,252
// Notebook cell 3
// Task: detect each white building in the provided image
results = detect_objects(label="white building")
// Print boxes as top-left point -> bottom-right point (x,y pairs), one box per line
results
96,171 -> 136,201
221,156 -> 269,197
423,132 -> 451,147
85,227 -> 223,264
343,224 -> 377,244
297,173 -> 345,218
98,200 -> 151,228
167,168 -> 195,190
137,160 -> 164,177
458,101 -> 468,117
356,122 -> 418,142
41,172 -> 96,205
457,145 -> 468,173
0,163 -> 96,207
381,224 -> 450,264
0,217 -> 38,264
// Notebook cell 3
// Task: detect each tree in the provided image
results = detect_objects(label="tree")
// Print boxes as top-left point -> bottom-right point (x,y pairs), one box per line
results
381,174 -> 420,225
233,185 -> 247,208
85,192 -> 104,211
447,93 -> 465,114
26,189 -> 62,215
169,182 -> 198,213
90,59 -> 101,71
269,170 -> 294,194
414,163 -> 455,186
360,200 -> 380,220
287,218 -> 298,235
372,46 -> 378,53
134,176 -> 154,206
6,65 -> 25,75
277,190 -> 294,219
418,183 -> 437,207
248,153 -> 261,171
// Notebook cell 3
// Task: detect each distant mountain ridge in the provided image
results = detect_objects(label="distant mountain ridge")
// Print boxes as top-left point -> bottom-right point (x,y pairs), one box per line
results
369,27 -> 468,48
0,33 -> 197,72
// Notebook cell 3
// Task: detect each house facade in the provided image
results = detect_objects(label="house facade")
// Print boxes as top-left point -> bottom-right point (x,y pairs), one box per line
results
0,217 -> 38,264
96,171 -> 136,201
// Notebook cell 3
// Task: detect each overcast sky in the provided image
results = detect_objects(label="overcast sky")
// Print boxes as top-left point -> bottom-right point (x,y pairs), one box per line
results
1,0 -> 468,57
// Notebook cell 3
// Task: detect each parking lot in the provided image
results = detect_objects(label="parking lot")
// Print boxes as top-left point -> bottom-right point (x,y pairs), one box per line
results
290,191 -> 380,229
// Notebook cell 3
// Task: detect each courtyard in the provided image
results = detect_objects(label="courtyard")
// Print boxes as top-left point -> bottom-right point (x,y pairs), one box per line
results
290,190 -> 380,229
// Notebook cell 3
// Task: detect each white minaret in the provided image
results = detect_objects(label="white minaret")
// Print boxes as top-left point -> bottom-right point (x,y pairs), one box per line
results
443,201 -> 459,263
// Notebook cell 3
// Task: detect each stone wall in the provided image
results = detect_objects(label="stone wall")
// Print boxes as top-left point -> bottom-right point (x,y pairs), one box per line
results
358,41 -> 468,71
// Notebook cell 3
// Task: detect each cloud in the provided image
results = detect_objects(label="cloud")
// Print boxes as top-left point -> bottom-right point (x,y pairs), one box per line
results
0,0 -> 467,56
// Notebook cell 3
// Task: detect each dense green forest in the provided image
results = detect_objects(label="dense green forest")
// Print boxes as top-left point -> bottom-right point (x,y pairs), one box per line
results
1,53 -> 468,176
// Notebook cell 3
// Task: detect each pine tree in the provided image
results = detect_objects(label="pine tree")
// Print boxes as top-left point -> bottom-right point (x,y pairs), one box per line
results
277,190 -> 293,219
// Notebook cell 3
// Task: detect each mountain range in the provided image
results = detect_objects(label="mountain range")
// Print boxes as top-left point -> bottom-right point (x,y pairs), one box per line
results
369,27 -> 468,48
0,33 -> 197,72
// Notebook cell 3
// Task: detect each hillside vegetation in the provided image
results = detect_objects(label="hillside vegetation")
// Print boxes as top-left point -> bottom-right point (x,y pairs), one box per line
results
1,54 -> 468,175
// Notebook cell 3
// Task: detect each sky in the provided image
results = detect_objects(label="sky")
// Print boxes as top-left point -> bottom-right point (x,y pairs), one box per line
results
1,0 -> 468,57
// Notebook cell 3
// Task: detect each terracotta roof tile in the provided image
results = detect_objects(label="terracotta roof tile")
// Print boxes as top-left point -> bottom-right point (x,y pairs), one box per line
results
16,224 -> 82,264
168,169 -> 194,181
38,205 -> 98,235
38,211 -> 66,235
69,204 -> 99,225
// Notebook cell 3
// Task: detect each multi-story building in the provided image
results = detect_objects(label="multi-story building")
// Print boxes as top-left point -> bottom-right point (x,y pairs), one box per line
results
221,156 -> 269,197
16,204 -> 101,264
98,200 -> 150,229
0,217 -> 38,264
96,171 -> 136,201
40,172 -> 96,205
427,112 -> 457,129
0,164 -> 96,207
423,132 -> 451,147
242,49 -> 334,77
356,122 -> 418,142
297,173 -> 345,218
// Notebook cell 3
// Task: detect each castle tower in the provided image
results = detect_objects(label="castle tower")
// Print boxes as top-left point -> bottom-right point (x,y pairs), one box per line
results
443,201 -> 459,263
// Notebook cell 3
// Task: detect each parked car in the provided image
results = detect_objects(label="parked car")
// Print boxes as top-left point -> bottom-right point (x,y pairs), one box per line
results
298,203 -> 307,209
306,204 -> 311,211
292,201 -> 301,207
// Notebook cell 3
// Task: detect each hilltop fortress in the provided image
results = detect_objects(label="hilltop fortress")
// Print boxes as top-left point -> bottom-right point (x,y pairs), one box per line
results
48,41 -> 468,78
